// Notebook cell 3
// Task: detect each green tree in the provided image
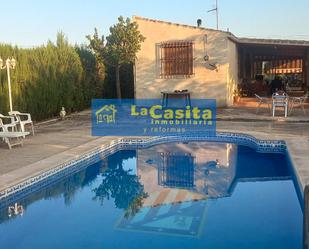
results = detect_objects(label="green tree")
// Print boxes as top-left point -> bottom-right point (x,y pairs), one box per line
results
87,16 -> 145,98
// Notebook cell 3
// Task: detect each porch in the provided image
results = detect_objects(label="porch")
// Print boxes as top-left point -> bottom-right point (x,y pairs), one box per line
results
236,38 -> 309,97
229,97 -> 309,121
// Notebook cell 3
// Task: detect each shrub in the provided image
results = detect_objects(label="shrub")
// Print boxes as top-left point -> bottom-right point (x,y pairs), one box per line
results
0,33 -> 104,120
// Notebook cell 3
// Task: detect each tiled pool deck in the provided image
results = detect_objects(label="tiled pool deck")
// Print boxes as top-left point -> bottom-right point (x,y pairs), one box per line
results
0,109 -> 309,198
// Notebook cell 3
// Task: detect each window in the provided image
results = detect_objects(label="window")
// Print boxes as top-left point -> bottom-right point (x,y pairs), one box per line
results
159,41 -> 194,77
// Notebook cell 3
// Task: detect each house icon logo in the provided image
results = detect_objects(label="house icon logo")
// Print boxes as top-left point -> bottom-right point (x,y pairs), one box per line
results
95,104 -> 117,124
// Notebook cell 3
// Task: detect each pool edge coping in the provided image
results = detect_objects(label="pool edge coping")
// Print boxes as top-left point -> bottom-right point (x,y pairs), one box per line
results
0,132 -> 288,201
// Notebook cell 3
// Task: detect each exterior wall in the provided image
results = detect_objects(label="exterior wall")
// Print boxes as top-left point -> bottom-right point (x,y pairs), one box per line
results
133,16 -> 231,107
227,39 -> 239,105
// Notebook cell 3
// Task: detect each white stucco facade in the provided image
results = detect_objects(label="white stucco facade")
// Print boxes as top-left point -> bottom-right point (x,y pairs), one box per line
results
133,16 -> 239,107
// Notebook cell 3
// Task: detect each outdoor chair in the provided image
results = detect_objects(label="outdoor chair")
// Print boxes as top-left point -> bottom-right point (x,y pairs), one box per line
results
0,131 -> 30,149
254,94 -> 271,114
272,93 -> 288,118
0,114 -> 18,132
0,115 -> 29,149
9,111 -> 34,137
0,114 -> 17,144
289,94 -> 308,115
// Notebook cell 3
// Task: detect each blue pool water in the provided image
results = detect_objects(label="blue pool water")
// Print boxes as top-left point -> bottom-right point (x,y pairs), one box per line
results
0,141 -> 302,249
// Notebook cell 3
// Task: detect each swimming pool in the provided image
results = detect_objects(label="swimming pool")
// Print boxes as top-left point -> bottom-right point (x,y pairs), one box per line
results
0,139 -> 302,249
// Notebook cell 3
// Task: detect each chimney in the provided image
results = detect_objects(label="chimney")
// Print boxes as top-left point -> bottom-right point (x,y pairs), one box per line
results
197,19 -> 202,27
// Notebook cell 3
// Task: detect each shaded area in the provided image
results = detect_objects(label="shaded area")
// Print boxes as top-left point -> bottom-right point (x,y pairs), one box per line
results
235,145 -> 290,179
0,160 -> 106,224
103,63 -> 135,99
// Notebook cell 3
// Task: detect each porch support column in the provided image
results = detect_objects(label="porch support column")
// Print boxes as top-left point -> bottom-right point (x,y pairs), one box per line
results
306,49 -> 309,87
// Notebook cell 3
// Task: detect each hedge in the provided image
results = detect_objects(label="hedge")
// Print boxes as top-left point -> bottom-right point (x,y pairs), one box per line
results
0,33 -> 105,120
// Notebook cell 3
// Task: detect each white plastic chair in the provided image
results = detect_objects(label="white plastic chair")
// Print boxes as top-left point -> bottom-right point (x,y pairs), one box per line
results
0,115 -> 29,149
0,131 -> 30,149
254,94 -> 271,114
0,114 -> 16,145
272,93 -> 288,118
0,114 -> 18,132
9,111 -> 34,137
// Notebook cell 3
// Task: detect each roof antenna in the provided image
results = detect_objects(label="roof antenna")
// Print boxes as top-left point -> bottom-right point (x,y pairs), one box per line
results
207,0 -> 219,30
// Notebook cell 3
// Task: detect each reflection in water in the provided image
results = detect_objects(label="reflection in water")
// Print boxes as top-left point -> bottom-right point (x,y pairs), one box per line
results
93,151 -> 148,218
0,142 -> 301,249
8,203 -> 24,217
0,160 -> 105,223
117,142 -> 295,237
158,152 -> 195,189
138,142 -> 239,201
118,142 -> 239,236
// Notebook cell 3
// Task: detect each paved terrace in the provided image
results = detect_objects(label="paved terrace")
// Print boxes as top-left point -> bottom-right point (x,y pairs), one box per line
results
0,108 -> 309,194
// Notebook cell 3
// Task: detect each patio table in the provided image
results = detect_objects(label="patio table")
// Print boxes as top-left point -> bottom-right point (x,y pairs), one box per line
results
161,91 -> 191,107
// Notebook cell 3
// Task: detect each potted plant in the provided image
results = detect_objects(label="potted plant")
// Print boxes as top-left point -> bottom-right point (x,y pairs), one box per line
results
233,89 -> 241,103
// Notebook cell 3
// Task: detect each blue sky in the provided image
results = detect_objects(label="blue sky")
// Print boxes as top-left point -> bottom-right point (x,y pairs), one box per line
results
1,0 -> 309,47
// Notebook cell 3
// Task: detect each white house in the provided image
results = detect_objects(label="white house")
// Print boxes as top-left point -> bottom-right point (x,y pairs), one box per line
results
133,16 -> 309,106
